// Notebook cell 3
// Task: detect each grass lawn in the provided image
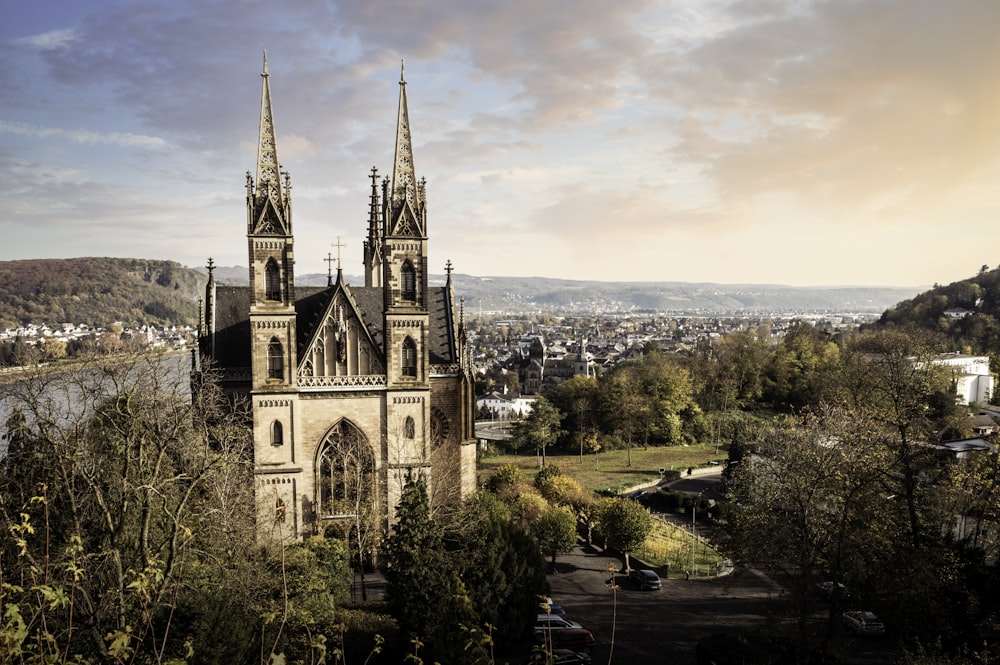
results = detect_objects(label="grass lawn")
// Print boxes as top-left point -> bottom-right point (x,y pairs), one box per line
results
634,519 -> 728,579
477,441 -> 730,578
477,442 -> 728,494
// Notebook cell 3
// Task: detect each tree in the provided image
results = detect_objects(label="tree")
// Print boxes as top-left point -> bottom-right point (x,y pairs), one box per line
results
635,348 -> 700,445
258,537 -> 354,663
0,350 -> 258,663
511,396 -> 564,468
839,328 -> 954,548
689,327 -> 770,411
599,368 -> 648,467
723,408 -> 896,646
384,474 -> 489,663
763,320 -> 840,411
38,337 -> 67,361
597,497 -> 653,573
549,375 -> 599,459
455,495 -> 548,648
533,506 -> 578,569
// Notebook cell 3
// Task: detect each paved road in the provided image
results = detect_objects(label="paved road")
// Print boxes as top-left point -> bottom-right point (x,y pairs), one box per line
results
526,542 -> 901,665
533,543 -> 788,665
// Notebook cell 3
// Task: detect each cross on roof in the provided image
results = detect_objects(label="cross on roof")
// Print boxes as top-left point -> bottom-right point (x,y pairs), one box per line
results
445,259 -> 453,276
331,236 -> 346,269
324,252 -> 335,286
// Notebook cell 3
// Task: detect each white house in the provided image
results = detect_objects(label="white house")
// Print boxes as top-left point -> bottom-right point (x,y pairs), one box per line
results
476,391 -> 537,420
932,354 -> 994,406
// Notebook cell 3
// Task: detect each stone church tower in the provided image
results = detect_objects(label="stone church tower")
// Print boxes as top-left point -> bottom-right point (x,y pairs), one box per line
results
200,55 -> 478,546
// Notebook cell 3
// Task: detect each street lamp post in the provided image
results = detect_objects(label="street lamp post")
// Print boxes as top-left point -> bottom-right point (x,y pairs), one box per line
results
690,488 -> 707,576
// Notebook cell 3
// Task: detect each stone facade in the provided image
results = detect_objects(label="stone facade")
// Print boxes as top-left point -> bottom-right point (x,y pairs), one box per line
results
200,56 -> 477,546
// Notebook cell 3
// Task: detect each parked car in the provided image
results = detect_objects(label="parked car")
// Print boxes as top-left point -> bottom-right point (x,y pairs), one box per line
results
544,629 -> 597,651
815,581 -> 847,600
842,611 -> 885,636
536,615 -> 583,631
629,568 -> 662,590
552,648 -> 592,664
534,615 -> 596,651
540,596 -> 567,617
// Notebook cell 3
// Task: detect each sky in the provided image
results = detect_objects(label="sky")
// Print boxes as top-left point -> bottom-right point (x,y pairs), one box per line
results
3,0 -> 999,288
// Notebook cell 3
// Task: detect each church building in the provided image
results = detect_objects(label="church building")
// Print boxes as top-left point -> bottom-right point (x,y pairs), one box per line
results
199,55 -> 478,544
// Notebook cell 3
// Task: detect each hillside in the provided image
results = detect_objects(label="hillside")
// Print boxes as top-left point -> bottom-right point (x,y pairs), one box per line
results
0,258 -> 207,328
874,266 -> 1000,353
0,257 -> 923,329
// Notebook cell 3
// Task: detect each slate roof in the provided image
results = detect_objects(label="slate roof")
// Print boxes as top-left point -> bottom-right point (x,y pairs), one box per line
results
209,284 -> 457,369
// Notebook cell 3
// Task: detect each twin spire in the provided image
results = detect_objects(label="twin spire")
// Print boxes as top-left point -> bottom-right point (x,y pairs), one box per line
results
390,60 -> 417,206
252,54 -> 423,247
256,50 -> 282,204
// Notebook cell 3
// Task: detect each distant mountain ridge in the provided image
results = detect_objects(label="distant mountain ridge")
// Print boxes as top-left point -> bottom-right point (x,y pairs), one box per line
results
205,265 -> 921,315
0,258 -> 923,329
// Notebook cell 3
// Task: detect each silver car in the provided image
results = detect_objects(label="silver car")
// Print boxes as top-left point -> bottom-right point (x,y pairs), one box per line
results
842,611 -> 885,636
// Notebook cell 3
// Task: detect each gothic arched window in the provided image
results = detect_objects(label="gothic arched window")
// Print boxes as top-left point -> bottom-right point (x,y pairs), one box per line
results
271,420 -> 283,446
317,420 -> 374,518
401,260 -> 416,301
267,338 -> 284,380
404,416 -> 415,439
402,337 -> 417,377
265,259 -> 281,301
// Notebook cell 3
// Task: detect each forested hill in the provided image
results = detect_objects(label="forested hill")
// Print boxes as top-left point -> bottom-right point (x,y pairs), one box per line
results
874,266 -> 1000,353
0,258 -> 206,328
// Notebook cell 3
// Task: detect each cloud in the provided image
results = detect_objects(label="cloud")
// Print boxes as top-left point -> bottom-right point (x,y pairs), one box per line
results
3,0 -> 999,286
652,0 -> 1000,214
9,28 -> 78,50
0,120 -> 170,149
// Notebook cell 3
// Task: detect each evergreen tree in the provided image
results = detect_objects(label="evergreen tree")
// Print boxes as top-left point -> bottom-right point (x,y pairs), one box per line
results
457,499 -> 548,648
385,474 -> 488,663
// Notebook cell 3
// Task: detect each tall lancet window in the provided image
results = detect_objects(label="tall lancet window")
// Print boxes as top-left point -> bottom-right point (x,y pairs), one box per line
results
401,261 -> 416,301
267,337 -> 284,380
271,421 -> 284,446
265,259 -> 281,301
402,337 -> 417,377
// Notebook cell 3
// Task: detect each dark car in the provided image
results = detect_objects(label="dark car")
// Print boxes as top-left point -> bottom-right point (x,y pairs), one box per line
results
815,581 -> 847,600
842,611 -> 885,636
545,629 -> 597,651
629,568 -> 662,590
534,615 -> 596,651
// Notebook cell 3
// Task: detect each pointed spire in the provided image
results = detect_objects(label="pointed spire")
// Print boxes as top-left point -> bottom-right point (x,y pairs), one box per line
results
390,58 -> 416,205
256,49 -> 282,203
368,166 -> 381,239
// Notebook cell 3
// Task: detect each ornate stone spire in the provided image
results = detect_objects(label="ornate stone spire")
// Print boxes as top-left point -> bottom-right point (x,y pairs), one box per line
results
390,60 -> 416,206
248,50 -> 291,237
256,51 -> 282,203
